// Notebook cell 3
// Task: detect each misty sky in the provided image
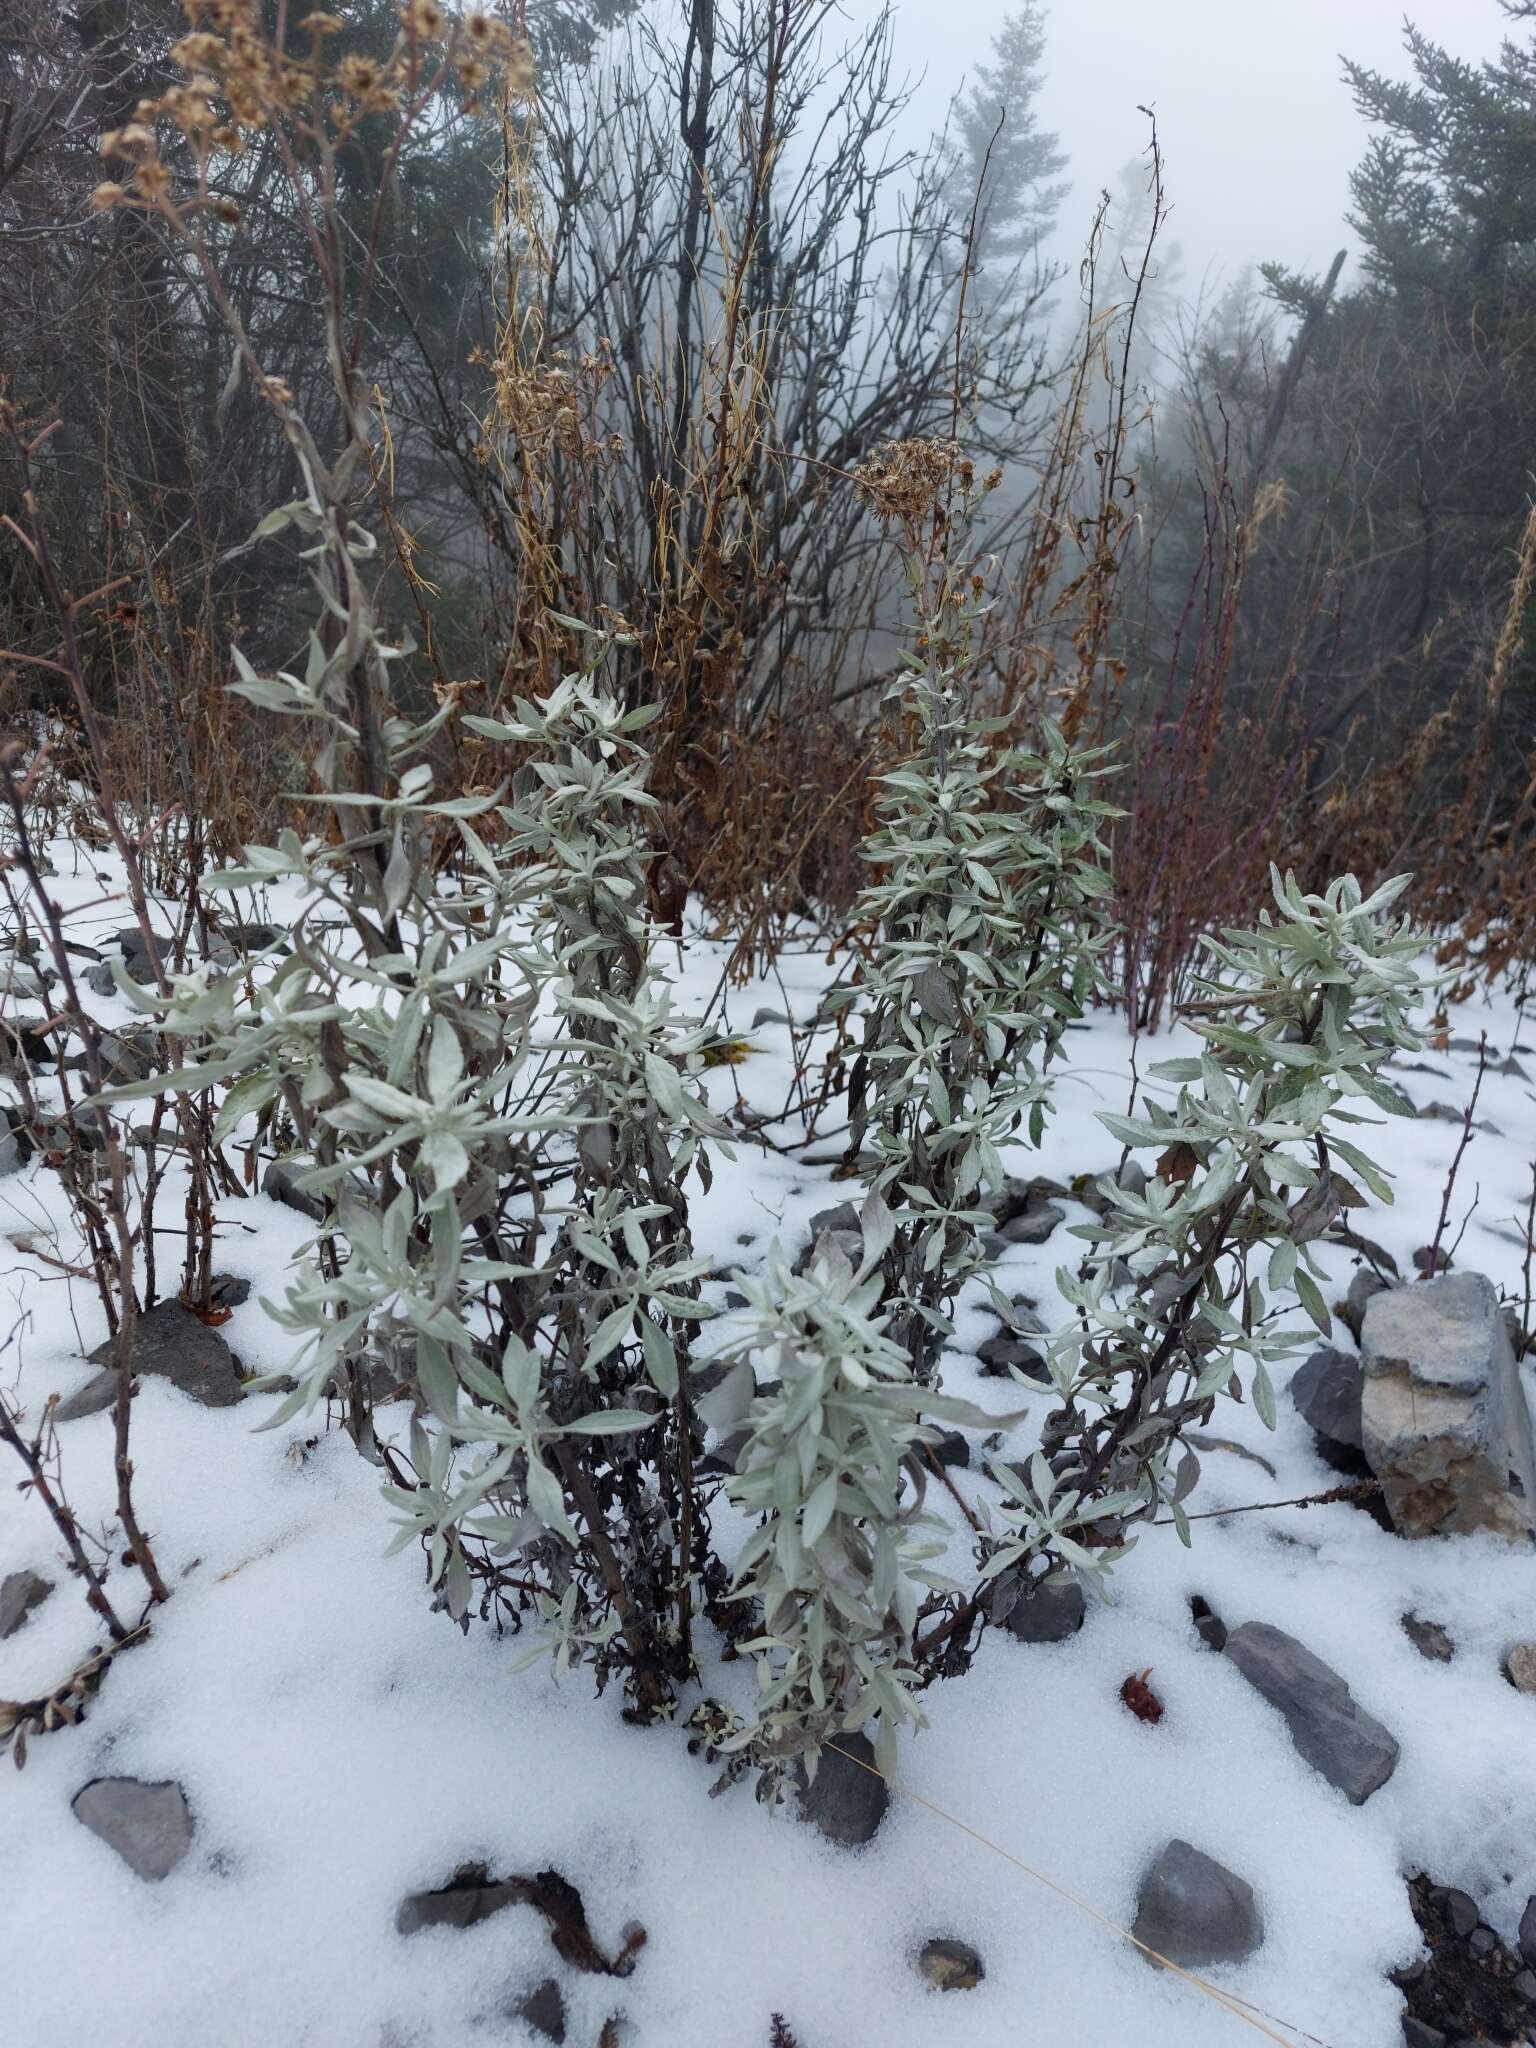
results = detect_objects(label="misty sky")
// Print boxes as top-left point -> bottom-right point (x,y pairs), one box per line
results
882,0 -> 1507,301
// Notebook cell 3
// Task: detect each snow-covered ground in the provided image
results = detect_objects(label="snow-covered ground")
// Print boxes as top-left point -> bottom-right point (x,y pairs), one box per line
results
3,842 -> 1535,2048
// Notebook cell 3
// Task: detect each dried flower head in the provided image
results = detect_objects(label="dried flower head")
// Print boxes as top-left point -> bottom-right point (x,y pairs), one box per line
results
853,437 -> 964,526
99,124 -> 157,157
335,54 -> 382,97
401,0 -> 447,36
131,158 -> 173,201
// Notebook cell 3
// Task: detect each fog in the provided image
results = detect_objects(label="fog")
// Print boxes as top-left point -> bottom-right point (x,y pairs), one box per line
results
883,0 -> 1505,299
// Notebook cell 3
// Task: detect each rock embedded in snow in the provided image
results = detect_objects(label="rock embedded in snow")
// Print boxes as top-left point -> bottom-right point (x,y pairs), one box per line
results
262,1158 -> 327,1223
1224,1622 -> 1400,1804
795,1730 -> 887,1846
996,1202 -> 1064,1246
1401,2019 -> 1448,2048
1503,1642 -> 1536,1693
1289,1345 -> 1364,1455
1131,1839 -> 1263,1970
0,1568 -> 53,1639
397,1863 -> 524,1934
506,1978 -> 566,2042
915,1937 -> 985,1990
71,1778 -> 194,1881
1360,1271 -> 1536,1543
1001,1574 -> 1085,1644
89,1300 -> 244,1409
53,1367 -> 121,1422
1190,1595 -> 1228,1653
976,1332 -> 1048,1382
1519,1895 -> 1536,1967
1401,1614 -> 1455,1664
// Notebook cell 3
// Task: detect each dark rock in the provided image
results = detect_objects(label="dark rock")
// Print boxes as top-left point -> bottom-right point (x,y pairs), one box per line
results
0,1121 -> 24,1178
205,922 -> 284,967
1401,1615 -> 1455,1664
976,1332 -> 1049,1382
1431,1891 -> 1480,1942
1402,2021 -> 1448,2048
1289,1346 -> 1364,1452
932,1430 -> 970,1470
83,959 -> 117,998
1190,1595 -> 1228,1653
915,1937 -> 984,1990
998,1201 -> 1064,1247
262,1159 -> 326,1223
398,1863 -> 526,1935
508,1978 -> 566,2042
208,1274 -> 252,1310
72,1777 -> 194,1880
1520,1895 -> 1536,1968
1224,1621 -> 1400,1803
796,1731 -> 887,1846
1467,1928 -> 1497,1959
807,1201 -> 860,1241
89,1300 -> 243,1409
1002,1574 -> 1085,1644
1339,1268 -> 1390,1344
54,1367 -> 121,1422
1131,1839 -> 1263,1970
97,1028 -> 162,1087
1514,1970 -> 1536,2004
0,1568 -> 54,1639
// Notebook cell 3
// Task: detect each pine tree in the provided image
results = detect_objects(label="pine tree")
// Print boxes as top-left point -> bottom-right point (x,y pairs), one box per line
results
945,5 -> 1069,284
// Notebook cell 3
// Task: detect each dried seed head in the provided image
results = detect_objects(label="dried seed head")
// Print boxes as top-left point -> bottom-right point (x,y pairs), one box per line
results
99,124 -> 157,157
400,0 -> 447,36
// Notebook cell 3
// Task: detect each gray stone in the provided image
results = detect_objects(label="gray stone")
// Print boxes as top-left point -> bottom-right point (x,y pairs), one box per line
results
1504,1642 -> 1536,1693
915,1937 -> 985,1990
90,1300 -> 243,1408
0,1123 -> 24,1178
263,1159 -> 327,1223
72,1777 -> 194,1880
1131,1839 -> 1263,1970
1401,2021 -> 1447,2048
1431,1888 -> 1479,1940
1340,1268 -> 1390,1343
807,1201 -> 860,1241
796,1731 -> 887,1846
998,1201 -> 1064,1247
932,1429 -> 970,1469
1225,1622 -> 1399,1804
54,1368 -> 121,1422
1401,1614 -> 1455,1663
83,959 -> 117,998
976,1332 -> 1049,1382
1191,1596 -> 1228,1652
1002,1575 -> 1085,1644
507,1978 -> 565,2042
1289,1346 -> 1364,1451
397,1864 -> 523,1934
1361,1271 -> 1536,1542
1520,1894 -> 1536,1967
0,1568 -> 53,1638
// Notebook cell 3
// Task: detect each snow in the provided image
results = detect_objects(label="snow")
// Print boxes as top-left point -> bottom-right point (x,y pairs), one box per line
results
3,848 -> 1536,2048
